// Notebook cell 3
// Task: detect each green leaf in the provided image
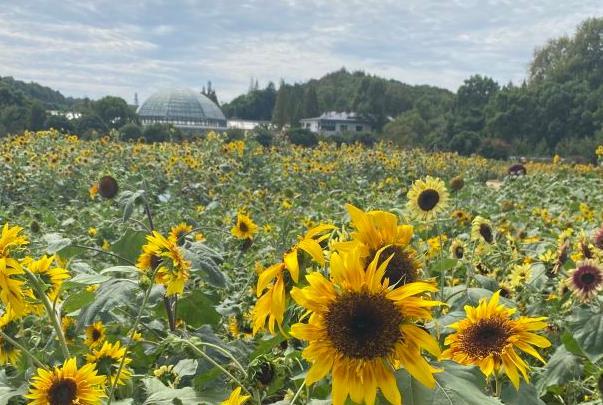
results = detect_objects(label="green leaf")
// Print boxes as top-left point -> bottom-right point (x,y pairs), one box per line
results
119,190 -> 145,223
63,290 -> 96,313
142,377 -> 203,405
0,370 -> 26,405
535,346 -> 583,394
396,362 -> 503,405
501,381 -> 545,405
174,290 -> 220,327
77,279 -> 138,328
569,309 -> 603,363
111,229 -> 147,263
560,331 -> 584,357
431,258 -> 458,274
43,232 -> 72,253
185,242 -> 226,288
173,359 -> 198,377
99,265 -> 139,276
65,273 -> 112,286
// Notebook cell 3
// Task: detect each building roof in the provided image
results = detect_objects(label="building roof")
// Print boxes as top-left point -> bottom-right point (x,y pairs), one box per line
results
300,111 -> 369,123
137,88 -> 226,122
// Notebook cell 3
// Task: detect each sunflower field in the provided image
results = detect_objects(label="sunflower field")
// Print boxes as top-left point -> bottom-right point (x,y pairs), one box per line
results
0,129 -> 602,405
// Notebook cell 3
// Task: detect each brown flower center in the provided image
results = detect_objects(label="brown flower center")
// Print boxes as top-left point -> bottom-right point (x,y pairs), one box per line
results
458,317 -> 511,359
239,222 -> 249,233
91,329 -> 101,341
374,245 -> 419,286
479,224 -> 494,243
325,291 -> 402,359
417,189 -> 440,211
573,265 -> 602,291
98,176 -> 119,199
48,378 -> 77,405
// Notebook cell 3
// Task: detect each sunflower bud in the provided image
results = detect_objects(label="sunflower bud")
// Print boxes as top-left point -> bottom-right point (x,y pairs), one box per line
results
138,274 -> 152,291
449,176 -> 464,192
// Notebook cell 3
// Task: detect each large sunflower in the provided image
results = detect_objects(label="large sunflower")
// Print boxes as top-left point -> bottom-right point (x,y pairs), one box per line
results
441,291 -> 551,389
290,249 -> 441,405
334,204 -> 420,286
565,259 -> 602,302
0,257 -> 27,317
406,176 -> 449,221
23,255 -> 70,301
25,357 -> 106,405
137,231 -> 191,296
231,213 -> 259,240
221,387 -> 251,405
0,223 -> 29,257
86,340 -> 132,386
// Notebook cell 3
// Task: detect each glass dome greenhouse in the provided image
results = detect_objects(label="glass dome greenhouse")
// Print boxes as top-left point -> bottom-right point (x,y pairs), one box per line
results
137,88 -> 227,131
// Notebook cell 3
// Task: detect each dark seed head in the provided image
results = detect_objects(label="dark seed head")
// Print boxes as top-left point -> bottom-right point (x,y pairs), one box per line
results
48,378 -> 78,405
417,189 -> 440,211
449,176 -> 464,192
479,224 -> 494,243
375,245 -> 419,286
98,176 -> 119,199
507,164 -> 527,176
458,317 -> 511,359
325,291 -> 402,359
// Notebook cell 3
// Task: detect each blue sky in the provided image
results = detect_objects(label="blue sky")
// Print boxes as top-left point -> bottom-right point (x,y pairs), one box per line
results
0,0 -> 600,103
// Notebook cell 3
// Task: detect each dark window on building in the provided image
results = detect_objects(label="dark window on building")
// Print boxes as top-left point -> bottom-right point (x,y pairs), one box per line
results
356,125 -> 363,132
340,124 -> 348,131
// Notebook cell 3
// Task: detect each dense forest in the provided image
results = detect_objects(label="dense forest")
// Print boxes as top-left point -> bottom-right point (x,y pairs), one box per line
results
1,17 -> 602,159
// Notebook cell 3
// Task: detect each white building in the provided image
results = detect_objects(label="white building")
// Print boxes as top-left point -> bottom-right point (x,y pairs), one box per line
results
300,112 -> 372,135
47,110 -> 82,120
227,119 -> 271,130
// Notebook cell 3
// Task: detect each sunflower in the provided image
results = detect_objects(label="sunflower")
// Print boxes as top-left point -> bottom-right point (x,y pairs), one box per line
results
85,321 -> 106,348
290,249 -> 441,405
231,213 -> 258,240
406,176 -> 449,221
153,364 -> 180,387
509,264 -> 532,288
441,291 -> 551,389
565,259 -> 603,302
0,257 -> 27,317
334,204 -> 420,286
137,231 -> 191,296
86,340 -> 132,386
449,239 -> 466,259
0,318 -> 20,365
62,317 -> 78,343
0,223 -> 29,257
25,357 -> 106,405
88,183 -> 99,199
450,209 -> 472,225
593,225 -> 603,250
253,224 -> 334,335
98,175 -> 119,199
23,255 -> 70,301
221,387 -> 251,405
471,216 -> 495,244
168,223 -> 192,246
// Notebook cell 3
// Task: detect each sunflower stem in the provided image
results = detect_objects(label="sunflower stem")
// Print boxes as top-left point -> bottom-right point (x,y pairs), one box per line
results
24,269 -> 70,359
71,244 -> 137,266
188,339 -> 248,377
494,374 -> 502,397
291,380 -> 306,404
106,267 -> 158,405
0,329 -> 47,370
179,338 -> 252,397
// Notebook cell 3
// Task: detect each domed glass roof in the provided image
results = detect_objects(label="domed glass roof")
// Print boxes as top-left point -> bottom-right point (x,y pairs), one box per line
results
137,88 -> 226,123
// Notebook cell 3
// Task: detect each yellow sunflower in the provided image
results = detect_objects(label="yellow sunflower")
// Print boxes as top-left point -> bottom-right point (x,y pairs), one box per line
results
23,255 -> 70,301
0,317 -> 20,365
25,357 -> 106,405
153,364 -> 180,387
565,259 -> 603,302
86,340 -> 132,386
231,213 -> 258,240
253,224 -> 334,335
335,204 -> 420,286
0,223 -> 29,257
441,291 -> 551,389
471,216 -> 495,244
406,176 -> 449,221
137,231 -> 191,296
168,223 -> 193,246
290,249 -> 441,405
449,239 -> 466,259
0,257 -> 27,317
221,387 -> 251,405
85,321 -> 106,348
62,317 -> 78,343
509,264 -> 532,288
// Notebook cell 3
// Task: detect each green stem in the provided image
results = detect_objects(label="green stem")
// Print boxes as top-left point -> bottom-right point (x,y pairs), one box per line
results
494,374 -> 502,397
106,268 -> 158,405
192,340 -> 248,377
0,329 -> 47,370
71,244 -> 136,266
24,270 -> 70,359
291,380 -> 306,404
180,338 -> 252,397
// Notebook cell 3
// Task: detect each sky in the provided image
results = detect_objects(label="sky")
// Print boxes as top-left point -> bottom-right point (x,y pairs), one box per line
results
0,0 -> 600,104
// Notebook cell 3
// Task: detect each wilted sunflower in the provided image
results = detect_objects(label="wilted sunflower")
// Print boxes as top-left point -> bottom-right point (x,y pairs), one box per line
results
97,175 -> 119,199
565,259 -> 603,302
335,204 -> 420,286
471,216 -> 495,244
290,249 -> 441,405
442,291 -> 551,389
137,231 -> 191,296
450,209 -> 471,225
406,176 -> 449,221
168,223 -> 192,246
86,340 -> 132,386
25,357 -> 106,405
449,239 -> 466,259
23,255 -> 70,301
231,213 -> 258,240
85,321 -> 106,348
221,386 -> 251,405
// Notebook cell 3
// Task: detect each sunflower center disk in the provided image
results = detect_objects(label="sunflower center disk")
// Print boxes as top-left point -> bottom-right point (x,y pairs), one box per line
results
375,245 -> 419,286
479,224 -> 494,243
48,378 -> 77,405
325,291 -> 403,359
239,222 -> 249,233
459,318 -> 511,359
417,189 -> 440,211
91,329 -> 101,341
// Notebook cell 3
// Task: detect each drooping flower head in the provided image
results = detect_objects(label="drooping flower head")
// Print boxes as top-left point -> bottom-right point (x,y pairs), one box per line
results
566,259 -> 603,302
406,176 -> 449,221
442,291 -> 551,389
25,357 -> 106,405
290,249 -> 441,405
23,255 -> 70,301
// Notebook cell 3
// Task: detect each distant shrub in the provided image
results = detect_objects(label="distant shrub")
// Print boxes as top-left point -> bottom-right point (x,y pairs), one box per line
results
225,128 -> 245,142
119,123 -> 143,141
478,138 -> 511,160
142,123 -> 181,143
253,127 -> 273,147
287,128 -> 318,147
